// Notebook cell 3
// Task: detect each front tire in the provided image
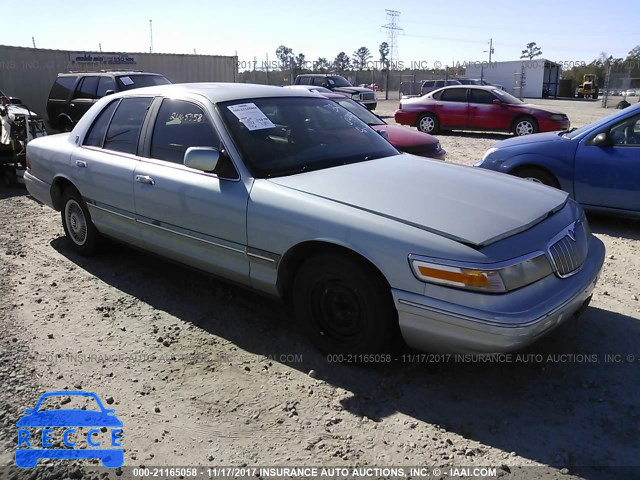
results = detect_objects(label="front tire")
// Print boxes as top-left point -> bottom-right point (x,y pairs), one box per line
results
61,189 -> 100,255
514,168 -> 559,188
416,113 -> 440,134
292,254 -> 396,354
512,117 -> 538,136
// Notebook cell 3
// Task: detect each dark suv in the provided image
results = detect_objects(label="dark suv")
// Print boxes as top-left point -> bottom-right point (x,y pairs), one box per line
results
47,71 -> 170,131
293,74 -> 377,110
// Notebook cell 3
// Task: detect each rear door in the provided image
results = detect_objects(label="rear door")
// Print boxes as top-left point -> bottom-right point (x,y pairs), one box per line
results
69,76 -> 100,123
133,98 -> 250,282
434,87 -> 469,128
71,96 -> 153,245
574,112 -> 640,212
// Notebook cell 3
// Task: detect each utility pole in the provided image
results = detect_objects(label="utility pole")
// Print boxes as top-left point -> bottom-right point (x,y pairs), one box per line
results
99,43 -> 102,52
31,37 -> 36,48
482,38 -> 494,82
381,9 -> 402,100
149,19 -> 153,54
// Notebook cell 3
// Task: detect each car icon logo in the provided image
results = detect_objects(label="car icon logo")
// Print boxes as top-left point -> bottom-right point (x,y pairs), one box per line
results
15,391 -> 124,468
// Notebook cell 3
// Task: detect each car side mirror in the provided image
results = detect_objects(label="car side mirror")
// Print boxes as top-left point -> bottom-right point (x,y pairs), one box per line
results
104,90 -> 115,96
9,97 -> 23,105
184,147 -> 220,172
378,129 -> 389,141
492,99 -> 502,105
321,82 -> 329,88
591,132 -> 611,147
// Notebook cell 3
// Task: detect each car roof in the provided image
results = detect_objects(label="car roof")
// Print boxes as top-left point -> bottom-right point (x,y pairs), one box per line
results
57,71 -> 164,77
436,85 -> 496,91
284,85 -> 345,99
106,82 -> 318,103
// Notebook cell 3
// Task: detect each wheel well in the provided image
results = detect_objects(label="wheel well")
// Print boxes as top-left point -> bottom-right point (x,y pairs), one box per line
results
512,115 -> 538,129
50,177 -> 78,210
277,241 -> 390,301
510,165 -> 560,188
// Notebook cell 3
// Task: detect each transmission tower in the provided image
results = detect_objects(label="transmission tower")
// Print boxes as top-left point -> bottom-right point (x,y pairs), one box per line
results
382,10 -> 402,67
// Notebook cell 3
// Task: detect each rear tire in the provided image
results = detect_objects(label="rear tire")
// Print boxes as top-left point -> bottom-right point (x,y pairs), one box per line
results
61,188 -> 100,255
514,168 -> 559,188
416,113 -> 440,134
292,254 -> 396,354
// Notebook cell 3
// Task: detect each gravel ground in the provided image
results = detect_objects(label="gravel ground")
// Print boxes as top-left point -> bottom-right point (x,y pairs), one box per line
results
0,98 -> 639,480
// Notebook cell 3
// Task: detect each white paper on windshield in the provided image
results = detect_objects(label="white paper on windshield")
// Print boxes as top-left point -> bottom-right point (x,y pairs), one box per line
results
120,76 -> 134,86
227,103 -> 275,131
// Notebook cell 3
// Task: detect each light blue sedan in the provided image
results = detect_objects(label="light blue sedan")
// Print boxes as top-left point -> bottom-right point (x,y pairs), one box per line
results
477,103 -> 640,217
24,83 -> 604,354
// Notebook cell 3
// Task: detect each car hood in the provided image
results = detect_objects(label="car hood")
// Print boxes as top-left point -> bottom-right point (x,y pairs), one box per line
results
515,103 -> 565,115
333,86 -> 374,95
267,155 -> 568,247
16,410 -> 123,427
371,124 -> 439,149
489,131 -> 567,149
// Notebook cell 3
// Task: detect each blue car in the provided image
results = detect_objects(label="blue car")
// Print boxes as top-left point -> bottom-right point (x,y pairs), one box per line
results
476,103 -> 640,217
16,391 -> 123,468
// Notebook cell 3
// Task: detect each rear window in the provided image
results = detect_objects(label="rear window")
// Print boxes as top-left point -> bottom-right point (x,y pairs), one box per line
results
49,76 -> 77,100
116,75 -> 170,91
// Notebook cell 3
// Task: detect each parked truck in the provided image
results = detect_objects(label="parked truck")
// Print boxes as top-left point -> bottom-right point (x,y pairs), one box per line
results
576,74 -> 599,99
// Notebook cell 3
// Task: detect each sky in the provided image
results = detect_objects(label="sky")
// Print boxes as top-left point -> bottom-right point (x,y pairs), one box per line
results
1,0 -> 638,70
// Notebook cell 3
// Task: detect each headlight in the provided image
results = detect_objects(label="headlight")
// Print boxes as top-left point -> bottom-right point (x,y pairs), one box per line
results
549,114 -> 566,121
409,253 -> 553,293
481,147 -> 498,162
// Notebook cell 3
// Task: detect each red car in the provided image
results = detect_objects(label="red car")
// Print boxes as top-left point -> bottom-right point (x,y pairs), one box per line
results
286,86 -> 445,159
395,85 -> 570,136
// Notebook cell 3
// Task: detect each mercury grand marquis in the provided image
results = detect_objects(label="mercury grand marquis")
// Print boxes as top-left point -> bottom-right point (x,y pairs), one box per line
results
24,83 -> 605,354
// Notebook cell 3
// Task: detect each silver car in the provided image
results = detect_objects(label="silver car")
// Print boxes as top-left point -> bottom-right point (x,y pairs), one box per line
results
24,83 -> 605,354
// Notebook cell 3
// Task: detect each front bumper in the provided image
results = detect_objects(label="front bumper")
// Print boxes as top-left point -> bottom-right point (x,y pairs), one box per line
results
394,236 -> 605,353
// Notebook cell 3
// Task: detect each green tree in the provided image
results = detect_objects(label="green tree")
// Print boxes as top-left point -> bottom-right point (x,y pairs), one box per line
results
334,52 -> 351,73
352,46 -> 372,70
294,53 -> 306,72
275,45 -> 294,69
314,57 -> 331,72
379,42 -> 390,70
520,42 -> 543,60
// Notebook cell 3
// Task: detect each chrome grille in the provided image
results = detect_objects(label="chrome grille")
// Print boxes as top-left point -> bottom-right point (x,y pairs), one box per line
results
360,93 -> 375,101
548,221 -> 588,278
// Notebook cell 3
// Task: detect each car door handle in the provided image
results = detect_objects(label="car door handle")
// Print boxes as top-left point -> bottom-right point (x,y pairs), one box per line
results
70,103 -> 75,107
75,160 -> 87,168
135,175 -> 155,185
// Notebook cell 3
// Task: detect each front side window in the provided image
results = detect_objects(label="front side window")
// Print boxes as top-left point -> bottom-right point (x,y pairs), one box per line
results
96,77 -> 116,97
151,99 -> 221,164
440,88 -> 468,102
219,97 -> 399,178
73,76 -> 99,99
103,97 -> 153,154
84,100 -> 119,147
609,114 -> 640,146
469,89 -> 497,104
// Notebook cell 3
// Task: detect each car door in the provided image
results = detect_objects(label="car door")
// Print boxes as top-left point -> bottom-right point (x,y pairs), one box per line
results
468,88 -> 508,130
71,96 -> 153,246
574,112 -> 640,212
69,76 -> 100,123
133,98 -> 250,283
434,87 -> 469,128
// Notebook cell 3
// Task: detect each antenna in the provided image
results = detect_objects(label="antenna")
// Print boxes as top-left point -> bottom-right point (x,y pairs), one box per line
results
149,19 -> 153,53
381,10 -> 402,67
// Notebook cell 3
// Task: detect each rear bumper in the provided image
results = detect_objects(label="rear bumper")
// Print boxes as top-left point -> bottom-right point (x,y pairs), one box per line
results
394,110 -> 418,126
393,236 -> 605,353
24,170 -> 55,209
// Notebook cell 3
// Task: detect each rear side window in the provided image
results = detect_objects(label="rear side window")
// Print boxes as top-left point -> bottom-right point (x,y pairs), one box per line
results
423,81 -> 434,88
440,88 -> 468,102
103,97 -> 153,155
96,77 -> 116,97
116,75 -> 170,91
84,100 -> 119,147
49,76 -> 77,100
73,76 -> 99,99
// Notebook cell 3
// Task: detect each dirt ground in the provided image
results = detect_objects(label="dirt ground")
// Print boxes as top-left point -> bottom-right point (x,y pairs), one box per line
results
1,98 -> 639,480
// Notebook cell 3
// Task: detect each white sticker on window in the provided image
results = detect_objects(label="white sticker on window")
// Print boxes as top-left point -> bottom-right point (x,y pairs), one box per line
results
120,76 -> 134,86
227,103 -> 276,131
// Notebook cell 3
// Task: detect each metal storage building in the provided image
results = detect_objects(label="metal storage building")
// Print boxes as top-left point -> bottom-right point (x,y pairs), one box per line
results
465,59 -> 561,98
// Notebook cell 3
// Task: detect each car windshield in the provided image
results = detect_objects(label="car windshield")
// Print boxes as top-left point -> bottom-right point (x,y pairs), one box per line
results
219,97 -> 399,178
116,74 -> 170,91
333,98 -> 385,126
492,89 -> 524,104
326,76 -> 353,87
